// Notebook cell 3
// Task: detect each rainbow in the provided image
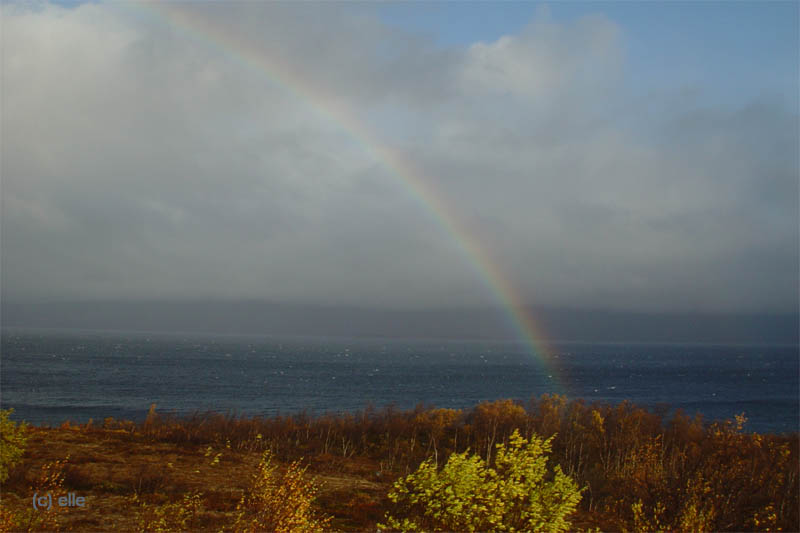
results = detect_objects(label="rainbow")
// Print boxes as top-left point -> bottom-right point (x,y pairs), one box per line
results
129,2 -> 565,391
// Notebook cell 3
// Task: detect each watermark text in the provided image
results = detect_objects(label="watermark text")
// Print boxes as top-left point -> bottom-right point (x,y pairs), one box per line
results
32,492 -> 86,511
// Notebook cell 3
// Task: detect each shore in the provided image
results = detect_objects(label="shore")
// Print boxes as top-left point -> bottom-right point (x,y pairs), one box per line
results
1,396 -> 797,531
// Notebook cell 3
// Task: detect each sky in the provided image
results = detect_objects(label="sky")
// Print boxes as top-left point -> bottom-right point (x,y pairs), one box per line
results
1,1 -> 798,315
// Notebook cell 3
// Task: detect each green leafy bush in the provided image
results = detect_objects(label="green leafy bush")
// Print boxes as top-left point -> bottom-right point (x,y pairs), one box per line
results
0,409 -> 28,483
380,429 -> 582,532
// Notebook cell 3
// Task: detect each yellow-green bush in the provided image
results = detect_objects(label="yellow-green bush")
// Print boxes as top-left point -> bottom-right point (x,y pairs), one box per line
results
0,409 -> 27,483
380,429 -> 582,532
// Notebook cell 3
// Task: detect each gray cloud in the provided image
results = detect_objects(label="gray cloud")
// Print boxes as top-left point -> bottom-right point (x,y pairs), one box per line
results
1,2 -> 797,313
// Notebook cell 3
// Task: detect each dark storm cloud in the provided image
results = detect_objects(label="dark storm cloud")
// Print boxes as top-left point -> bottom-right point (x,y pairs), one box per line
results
1,2 -> 797,313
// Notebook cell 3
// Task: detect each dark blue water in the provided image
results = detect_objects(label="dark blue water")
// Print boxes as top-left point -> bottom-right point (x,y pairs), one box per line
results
1,329 -> 797,434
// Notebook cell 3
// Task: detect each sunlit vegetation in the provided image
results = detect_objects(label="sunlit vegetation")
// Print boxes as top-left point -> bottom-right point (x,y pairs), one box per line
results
0,396 -> 797,531
380,429 -> 582,532
232,450 -> 331,533
131,490 -> 204,533
1,456 -> 68,532
0,409 -> 28,483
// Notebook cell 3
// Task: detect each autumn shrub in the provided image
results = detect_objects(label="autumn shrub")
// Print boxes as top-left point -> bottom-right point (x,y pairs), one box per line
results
609,414 -> 799,532
380,429 -> 582,532
471,399 -> 529,463
233,450 -> 330,533
133,464 -> 169,495
0,409 -> 28,483
131,491 -> 204,532
7,457 -> 69,533
128,397 -> 799,530
0,508 -> 16,533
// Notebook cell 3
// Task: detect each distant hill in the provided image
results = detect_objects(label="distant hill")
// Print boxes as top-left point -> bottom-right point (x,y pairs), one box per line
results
2,300 -> 797,344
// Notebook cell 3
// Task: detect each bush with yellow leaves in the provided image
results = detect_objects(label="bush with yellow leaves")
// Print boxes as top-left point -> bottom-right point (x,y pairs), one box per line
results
233,450 -> 330,533
131,492 -> 204,533
0,409 -> 27,484
1,457 -> 69,533
380,429 -> 582,532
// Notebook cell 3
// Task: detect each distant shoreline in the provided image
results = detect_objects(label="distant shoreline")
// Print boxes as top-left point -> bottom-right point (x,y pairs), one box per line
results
6,395 -> 799,437
5,324 -> 800,348
4,299 -> 798,344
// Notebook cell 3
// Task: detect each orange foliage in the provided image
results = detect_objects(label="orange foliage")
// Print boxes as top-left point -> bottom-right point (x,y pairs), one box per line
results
124,397 -> 798,531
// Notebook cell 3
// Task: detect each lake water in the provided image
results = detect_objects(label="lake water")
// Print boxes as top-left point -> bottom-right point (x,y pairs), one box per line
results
1,329 -> 797,434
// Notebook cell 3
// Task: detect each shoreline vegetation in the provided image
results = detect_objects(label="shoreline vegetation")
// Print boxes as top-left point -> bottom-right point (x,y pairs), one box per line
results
1,395 -> 797,532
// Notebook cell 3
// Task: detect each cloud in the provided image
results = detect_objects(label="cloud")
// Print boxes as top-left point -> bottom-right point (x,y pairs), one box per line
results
1,2 -> 797,312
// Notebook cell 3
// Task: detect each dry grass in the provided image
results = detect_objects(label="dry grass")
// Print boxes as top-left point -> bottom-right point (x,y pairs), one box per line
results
0,425 -> 385,532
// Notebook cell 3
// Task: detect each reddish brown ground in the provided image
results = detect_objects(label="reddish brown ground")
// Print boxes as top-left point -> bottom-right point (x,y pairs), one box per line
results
1,426 -> 389,532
